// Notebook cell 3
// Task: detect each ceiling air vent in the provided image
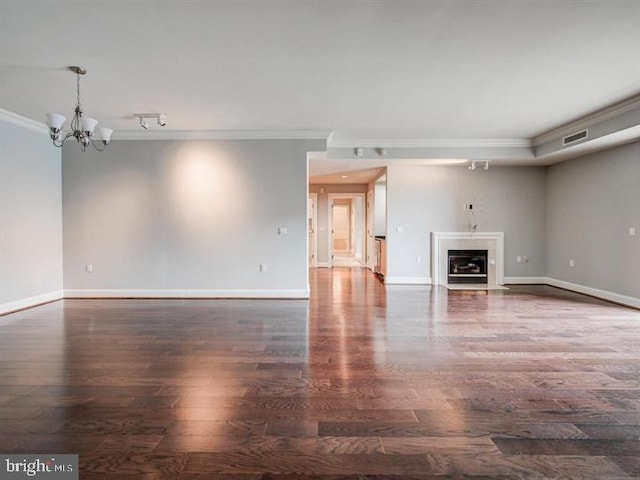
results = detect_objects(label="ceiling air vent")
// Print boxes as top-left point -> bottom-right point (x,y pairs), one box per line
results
563,129 -> 588,146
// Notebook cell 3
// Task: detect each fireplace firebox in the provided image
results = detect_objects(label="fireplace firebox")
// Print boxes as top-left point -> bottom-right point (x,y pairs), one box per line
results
448,249 -> 488,284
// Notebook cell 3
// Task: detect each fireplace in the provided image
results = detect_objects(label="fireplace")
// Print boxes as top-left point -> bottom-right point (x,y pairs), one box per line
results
432,232 -> 504,287
448,249 -> 488,284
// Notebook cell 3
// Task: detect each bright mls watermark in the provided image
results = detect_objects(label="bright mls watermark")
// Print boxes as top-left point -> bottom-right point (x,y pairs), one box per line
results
1,455 -> 78,480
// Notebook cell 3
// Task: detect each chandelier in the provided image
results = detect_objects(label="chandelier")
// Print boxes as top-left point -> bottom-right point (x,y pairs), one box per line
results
46,66 -> 113,151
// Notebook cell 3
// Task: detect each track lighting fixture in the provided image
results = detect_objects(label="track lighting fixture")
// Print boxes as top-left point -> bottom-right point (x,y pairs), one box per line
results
483,161 -> 490,170
468,161 -> 476,171
135,113 -> 167,129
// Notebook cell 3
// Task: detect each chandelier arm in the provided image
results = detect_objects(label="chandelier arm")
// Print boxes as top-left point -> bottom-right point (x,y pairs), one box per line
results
89,138 -> 107,152
52,131 -> 75,148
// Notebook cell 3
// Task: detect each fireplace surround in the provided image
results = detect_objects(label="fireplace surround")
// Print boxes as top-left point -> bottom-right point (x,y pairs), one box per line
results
431,232 -> 504,286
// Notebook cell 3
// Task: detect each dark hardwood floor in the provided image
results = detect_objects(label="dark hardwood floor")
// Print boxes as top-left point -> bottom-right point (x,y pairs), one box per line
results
1,268 -> 639,479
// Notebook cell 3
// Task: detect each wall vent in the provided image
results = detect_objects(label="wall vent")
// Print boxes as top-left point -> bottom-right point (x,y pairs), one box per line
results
563,129 -> 589,146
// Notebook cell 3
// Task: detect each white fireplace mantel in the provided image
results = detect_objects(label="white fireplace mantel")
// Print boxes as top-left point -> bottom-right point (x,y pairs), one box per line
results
431,232 -> 504,286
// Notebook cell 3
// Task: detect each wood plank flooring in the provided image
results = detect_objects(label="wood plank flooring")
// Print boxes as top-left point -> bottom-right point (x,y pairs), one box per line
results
1,268 -> 639,479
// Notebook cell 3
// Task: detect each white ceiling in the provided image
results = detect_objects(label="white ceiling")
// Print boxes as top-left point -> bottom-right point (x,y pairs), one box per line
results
1,0 -> 638,143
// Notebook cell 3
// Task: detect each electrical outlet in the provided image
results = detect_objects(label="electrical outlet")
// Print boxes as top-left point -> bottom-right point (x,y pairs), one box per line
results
86,264 -> 93,273
523,256 -> 529,263
260,264 -> 267,273
629,227 -> 636,237
516,256 -> 522,263
569,259 -> 575,268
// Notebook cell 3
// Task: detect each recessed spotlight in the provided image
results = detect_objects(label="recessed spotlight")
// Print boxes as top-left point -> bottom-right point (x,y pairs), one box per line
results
341,175 -> 349,178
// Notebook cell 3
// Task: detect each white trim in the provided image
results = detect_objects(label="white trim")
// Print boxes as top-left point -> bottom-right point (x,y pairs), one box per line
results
114,129 -> 332,141
384,276 -> 431,285
431,232 -> 504,286
307,151 -> 328,161
544,278 -> 640,310
503,276 -> 548,284
0,290 -> 63,315
316,262 -> 330,268
328,137 -> 532,149
308,193 -> 318,268
0,108 -> 48,134
63,289 -> 310,299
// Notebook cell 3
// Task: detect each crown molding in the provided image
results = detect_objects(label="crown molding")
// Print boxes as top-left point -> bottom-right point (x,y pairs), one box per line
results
113,129 -> 332,141
327,138 -> 532,149
532,94 -> 640,146
0,108 -> 48,134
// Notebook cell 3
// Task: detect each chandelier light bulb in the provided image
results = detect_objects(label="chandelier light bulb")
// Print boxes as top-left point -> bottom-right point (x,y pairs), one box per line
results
81,116 -> 98,135
46,112 -> 66,131
98,127 -> 113,145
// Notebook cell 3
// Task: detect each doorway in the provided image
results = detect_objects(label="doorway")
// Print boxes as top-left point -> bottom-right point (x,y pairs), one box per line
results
328,193 -> 365,268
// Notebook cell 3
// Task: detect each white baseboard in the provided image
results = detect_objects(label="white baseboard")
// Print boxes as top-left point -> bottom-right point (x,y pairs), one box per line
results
384,276 -> 431,285
317,262 -> 330,268
452,275 -> 638,309
503,276 -> 548,284
544,278 -> 639,309
0,290 -> 64,315
64,289 -> 310,299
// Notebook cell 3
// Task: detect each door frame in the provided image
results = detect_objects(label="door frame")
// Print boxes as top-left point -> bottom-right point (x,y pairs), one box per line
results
307,193 -> 318,268
366,189 -> 375,270
327,193 -> 366,268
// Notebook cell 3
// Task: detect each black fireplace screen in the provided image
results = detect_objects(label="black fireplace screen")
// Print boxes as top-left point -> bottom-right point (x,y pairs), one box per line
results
448,249 -> 488,284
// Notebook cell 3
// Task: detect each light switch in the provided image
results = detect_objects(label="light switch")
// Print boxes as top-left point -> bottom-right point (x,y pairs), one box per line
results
629,227 -> 636,237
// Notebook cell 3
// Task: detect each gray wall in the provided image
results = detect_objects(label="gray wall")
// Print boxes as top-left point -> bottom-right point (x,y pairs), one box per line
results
308,184 -> 368,264
546,142 -> 640,298
63,139 -> 323,295
386,165 -> 546,281
0,114 -> 63,312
